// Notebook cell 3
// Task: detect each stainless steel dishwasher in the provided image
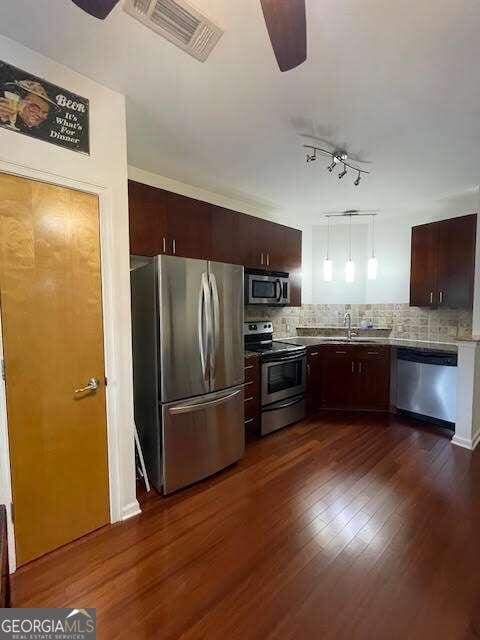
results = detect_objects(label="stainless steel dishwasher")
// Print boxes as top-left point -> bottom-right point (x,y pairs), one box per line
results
396,349 -> 457,426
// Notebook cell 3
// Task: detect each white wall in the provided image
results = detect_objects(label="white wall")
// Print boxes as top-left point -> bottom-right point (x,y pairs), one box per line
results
0,35 -> 139,568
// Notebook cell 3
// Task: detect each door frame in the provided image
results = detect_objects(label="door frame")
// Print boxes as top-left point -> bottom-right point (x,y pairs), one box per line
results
0,160 -> 140,571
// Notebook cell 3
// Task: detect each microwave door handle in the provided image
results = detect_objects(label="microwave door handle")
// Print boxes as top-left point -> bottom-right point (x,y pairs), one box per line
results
276,279 -> 282,302
209,272 -> 220,380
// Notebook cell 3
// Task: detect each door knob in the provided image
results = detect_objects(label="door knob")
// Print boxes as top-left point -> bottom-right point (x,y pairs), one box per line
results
74,377 -> 100,395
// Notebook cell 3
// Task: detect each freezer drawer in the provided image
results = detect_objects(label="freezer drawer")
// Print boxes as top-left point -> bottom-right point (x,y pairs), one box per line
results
162,386 -> 245,494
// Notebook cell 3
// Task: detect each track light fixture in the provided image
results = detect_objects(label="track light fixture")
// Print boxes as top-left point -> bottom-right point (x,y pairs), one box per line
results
303,144 -> 370,186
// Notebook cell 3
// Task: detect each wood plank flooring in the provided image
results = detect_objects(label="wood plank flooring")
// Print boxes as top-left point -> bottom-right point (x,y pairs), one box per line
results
11,412 -> 480,639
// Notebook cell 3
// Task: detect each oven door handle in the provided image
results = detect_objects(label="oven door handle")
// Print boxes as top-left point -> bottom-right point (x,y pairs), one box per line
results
276,279 -> 282,302
264,353 -> 306,364
263,396 -> 304,412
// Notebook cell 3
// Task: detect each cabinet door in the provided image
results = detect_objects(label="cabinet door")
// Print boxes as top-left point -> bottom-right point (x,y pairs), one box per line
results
269,224 -> 302,306
166,191 -> 212,259
354,347 -> 391,410
306,348 -> 322,413
210,206 -> 242,265
237,214 -> 268,269
436,214 -> 476,309
128,180 -> 168,256
321,350 -> 354,408
410,222 -> 437,307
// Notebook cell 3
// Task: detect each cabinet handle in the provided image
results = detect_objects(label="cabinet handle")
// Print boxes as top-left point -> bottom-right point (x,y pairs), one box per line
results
172,238 -> 176,255
245,418 -> 254,425
367,351 -> 379,355
260,252 -> 264,265
358,362 -> 363,374
307,363 -> 311,376
163,237 -> 167,253
351,361 -> 355,373
310,351 -> 319,356
335,351 -> 347,355
439,290 -> 443,304
267,253 -> 270,267
430,291 -> 433,304
244,396 -> 254,402
245,364 -> 254,370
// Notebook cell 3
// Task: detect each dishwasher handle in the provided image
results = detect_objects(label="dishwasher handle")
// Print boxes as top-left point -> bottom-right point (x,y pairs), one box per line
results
397,348 -> 457,367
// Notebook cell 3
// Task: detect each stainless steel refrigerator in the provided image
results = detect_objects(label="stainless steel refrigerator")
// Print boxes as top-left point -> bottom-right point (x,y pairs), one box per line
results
131,255 -> 245,494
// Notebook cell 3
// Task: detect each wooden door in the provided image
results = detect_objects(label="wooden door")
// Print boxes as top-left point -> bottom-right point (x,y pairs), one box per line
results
128,180 -> 168,256
410,222 -> 437,308
210,206 -> 242,265
436,214 -> 476,309
321,349 -> 354,408
306,348 -> 322,413
166,191 -> 211,259
0,174 -> 109,565
353,347 -> 391,410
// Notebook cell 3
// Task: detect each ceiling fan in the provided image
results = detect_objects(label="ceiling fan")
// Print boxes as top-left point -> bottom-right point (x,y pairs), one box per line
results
70,0 -> 307,72
260,0 -> 307,72
70,0 -> 120,19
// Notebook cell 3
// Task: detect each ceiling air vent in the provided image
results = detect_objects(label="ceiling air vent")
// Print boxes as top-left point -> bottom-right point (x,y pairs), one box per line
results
124,0 -> 224,62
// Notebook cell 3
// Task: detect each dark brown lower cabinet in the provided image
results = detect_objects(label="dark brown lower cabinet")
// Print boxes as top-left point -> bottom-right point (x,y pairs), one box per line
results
306,345 -> 391,413
244,356 -> 261,435
306,347 -> 323,412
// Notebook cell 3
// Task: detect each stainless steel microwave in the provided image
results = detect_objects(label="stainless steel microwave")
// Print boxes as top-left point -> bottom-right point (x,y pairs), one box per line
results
245,269 -> 290,305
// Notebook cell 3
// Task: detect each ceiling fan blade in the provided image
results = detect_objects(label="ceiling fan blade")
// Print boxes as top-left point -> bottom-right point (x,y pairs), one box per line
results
70,0 -> 120,19
260,0 -> 307,72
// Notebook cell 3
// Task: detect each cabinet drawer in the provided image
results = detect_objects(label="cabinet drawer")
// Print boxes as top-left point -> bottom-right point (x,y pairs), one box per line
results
244,358 -> 260,382
354,345 -> 390,360
244,395 -> 259,421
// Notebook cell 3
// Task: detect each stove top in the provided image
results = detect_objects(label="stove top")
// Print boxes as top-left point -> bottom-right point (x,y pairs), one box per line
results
247,340 -> 306,357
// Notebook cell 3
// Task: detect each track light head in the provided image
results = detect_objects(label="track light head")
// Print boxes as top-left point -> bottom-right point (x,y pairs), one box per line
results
306,151 -> 317,163
354,172 -> 361,186
327,154 -> 340,172
338,165 -> 347,180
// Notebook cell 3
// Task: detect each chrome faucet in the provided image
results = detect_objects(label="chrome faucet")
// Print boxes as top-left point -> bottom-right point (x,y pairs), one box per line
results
344,312 -> 358,341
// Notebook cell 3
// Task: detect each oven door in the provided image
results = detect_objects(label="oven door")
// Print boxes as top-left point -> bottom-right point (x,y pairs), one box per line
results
261,354 -> 306,405
247,274 -> 288,305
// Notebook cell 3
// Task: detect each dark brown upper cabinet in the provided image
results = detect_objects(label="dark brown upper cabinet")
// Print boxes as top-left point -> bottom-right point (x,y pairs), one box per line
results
410,214 -> 477,309
128,180 -> 302,306
128,180 -> 168,257
166,191 -> 212,260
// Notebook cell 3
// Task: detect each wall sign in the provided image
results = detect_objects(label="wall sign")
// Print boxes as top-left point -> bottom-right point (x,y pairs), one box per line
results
0,60 -> 90,155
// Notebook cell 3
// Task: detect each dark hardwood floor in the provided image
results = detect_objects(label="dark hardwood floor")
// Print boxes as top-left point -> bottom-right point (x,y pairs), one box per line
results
11,412 -> 480,639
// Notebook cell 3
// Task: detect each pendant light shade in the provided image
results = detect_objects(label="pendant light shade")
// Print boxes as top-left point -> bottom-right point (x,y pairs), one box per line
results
345,259 -> 355,283
323,217 -> 334,281
323,258 -> 333,282
367,257 -> 378,280
345,214 -> 355,283
368,215 -> 378,280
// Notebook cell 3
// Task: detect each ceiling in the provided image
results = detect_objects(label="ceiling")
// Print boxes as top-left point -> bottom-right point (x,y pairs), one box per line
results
1,0 -> 479,226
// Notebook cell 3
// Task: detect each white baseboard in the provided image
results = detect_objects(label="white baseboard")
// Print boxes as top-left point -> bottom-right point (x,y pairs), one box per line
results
120,500 -> 141,521
451,432 -> 480,450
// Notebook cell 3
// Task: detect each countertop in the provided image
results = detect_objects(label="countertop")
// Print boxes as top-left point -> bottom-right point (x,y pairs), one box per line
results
279,336 -> 460,353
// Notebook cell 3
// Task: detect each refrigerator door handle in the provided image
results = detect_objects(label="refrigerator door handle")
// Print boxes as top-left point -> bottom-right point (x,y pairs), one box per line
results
209,272 -> 220,380
168,388 -> 242,414
201,272 -> 213,383
198,273 -> 211,382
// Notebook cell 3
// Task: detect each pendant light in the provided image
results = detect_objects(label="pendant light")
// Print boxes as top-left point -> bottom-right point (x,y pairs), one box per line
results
345,214 -> 355,282
323,217 -> 333,281
367,214 -> 378,280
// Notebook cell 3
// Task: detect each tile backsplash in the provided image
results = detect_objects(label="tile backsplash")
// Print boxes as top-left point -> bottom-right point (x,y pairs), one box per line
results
245,304 -> 472,342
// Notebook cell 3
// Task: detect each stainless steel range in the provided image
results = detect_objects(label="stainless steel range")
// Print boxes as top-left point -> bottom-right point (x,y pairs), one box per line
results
244,322 -> 306,435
